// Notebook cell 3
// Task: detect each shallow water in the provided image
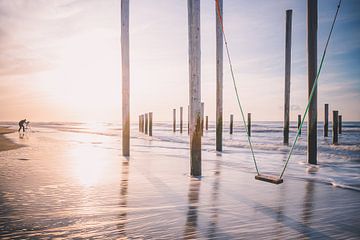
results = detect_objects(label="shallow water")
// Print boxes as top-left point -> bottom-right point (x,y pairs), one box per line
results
0,121 -> 359,239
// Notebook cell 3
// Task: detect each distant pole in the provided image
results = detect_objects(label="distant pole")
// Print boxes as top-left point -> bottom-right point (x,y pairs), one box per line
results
298,114 -> 302,135
145,113 -> 148,135
247,113 -> 251,137
230,114 -> 233,135
180,107 -> 183,133
173,109 -> 176,132
283,9 -> 292,145
201,102 -> 204,136
141,114 -> 145,133
188,0 -> 201,177
205,116 -> 208,131
139,115 -> 141,132
333,110 -> 338,144
216,0 -> 223,152
149,112 -> 153,136
121,0 -> 130,156
307,0 -> 318,164
188,105 -> 190,135
324,103 -> 329,137
339,115 -> 342,134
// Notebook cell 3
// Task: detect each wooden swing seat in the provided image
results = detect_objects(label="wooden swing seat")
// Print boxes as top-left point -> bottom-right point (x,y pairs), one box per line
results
255,175 -> 283,184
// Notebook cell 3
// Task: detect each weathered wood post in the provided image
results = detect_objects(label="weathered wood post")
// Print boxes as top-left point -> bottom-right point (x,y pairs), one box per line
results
333,110 -> 338,144
205,116 -> 208,131
139,115 -> 141,132
141,114 -> 144,133
145,113 -> 148,135
201,102 -> 204,136
339,115 -> 342,134
230,114 -> 233,135
298,114 -> 302,135
216,0 -> 223,152
307,0 -> 318,164
324,103 -> 329,137
149,112 -> 153,136
283,9 -> 292,145
173,109 -> 176,132
121,0 -> 130,156
188,0 -> 201,176
247,113 -> 251,137
188,105 -> 190,135
180,107 -> 183,133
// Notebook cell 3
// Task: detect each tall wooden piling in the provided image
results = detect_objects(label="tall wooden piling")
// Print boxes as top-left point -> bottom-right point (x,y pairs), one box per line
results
283,9 -> 292,145
247,113 -> 251,137
188,0 -> 201,176
230,114 -> 233,135
324,103 -> 329,137
145,113 -> 148,135
149,112 -> 153,136
173,109 -> 176,132
205,116 -> 208,131
298,114 -> 302,135
307,0 -> 318,164
333,110 -> 338,144
121,0 -> 130,156
201,102 -> 204,136
339,115 -> 342,134
180,107 -> 183,133
216,0 -> 223,152
188,105 -> 190,135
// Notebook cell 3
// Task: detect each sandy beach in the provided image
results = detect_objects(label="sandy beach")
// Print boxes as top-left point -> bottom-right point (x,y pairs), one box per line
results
0,121 -> 359,239
0,127 -> 23,152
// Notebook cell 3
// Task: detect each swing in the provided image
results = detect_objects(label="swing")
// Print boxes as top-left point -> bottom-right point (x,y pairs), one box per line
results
215,0 -> 342,184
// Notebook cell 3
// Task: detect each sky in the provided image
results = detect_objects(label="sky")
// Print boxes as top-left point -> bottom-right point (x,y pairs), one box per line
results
0,0 -> 359,122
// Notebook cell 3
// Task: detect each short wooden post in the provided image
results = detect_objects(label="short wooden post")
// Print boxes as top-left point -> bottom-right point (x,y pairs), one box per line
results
201,102 -> 204,136
324,103 -> 329,137
188,0 -> 201,177
333,110 -> 338,144
283,9 -> 292,145
298,114 -> 302,135
338,115 -> 342,134
216,0 -> 223,152
121,0 -> 130,156
205,116 -> 208,130
141,114 -> 145,133
139,115 -> 141,132
180,107 -> 183,133
149,112 -> 153,136
247,113 -> 251,137
173,109 -> 176,132
307,0 -> 318,164
230,114 -> 233,135
145,113 -> 148,135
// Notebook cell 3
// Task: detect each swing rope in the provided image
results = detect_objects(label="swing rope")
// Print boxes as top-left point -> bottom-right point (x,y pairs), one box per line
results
215,0 -> 342,179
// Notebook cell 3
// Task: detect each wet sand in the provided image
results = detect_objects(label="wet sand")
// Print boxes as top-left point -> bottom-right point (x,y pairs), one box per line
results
0,127 -> 23,152
0,123 -> 359,239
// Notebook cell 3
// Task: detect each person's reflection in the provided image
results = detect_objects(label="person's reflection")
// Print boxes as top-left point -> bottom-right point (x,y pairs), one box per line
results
302,181 -> 315,225
117,159 -> 129,237
207,160 -> 221,238
184,177 -> 201,239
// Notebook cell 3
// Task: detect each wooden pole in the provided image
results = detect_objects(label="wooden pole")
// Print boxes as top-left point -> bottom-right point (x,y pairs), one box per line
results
216,0 -> 223,152
188,105 -> 190,135
201,102 -> 204,136
149,112 -> 153,136
298,114 -> 302,135
141,114 -> 144,133
307,0 -> 317,164
247,113 -> 251,137
333,110 -> 338,144
188,0 -> 201,177
339,115 -> 342,134
173,108 -> 176,132
180,107 -> 183,133
145,113 -> 148,135
121,0 -> 130,156
139,115 -> 141,132
283,9 -> 292,145
205,116 -> 208,131
324,103 -> 329,137
230,114 -> 233,135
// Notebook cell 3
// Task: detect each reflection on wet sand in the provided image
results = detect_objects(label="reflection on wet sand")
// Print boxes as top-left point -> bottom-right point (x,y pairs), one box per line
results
302,181 -> 315,225
117,159 -> 129,237
184,178 -> 201,239
207,159 -> 221,238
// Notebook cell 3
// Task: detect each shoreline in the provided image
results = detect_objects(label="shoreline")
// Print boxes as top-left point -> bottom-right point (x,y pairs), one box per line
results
0,127 -> 23,152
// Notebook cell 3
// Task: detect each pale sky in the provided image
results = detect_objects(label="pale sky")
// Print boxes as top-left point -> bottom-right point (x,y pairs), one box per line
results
0,0 -> 359,122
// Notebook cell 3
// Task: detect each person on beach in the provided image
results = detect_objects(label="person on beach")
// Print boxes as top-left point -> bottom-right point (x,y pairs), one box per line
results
18,119 -> 27,132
